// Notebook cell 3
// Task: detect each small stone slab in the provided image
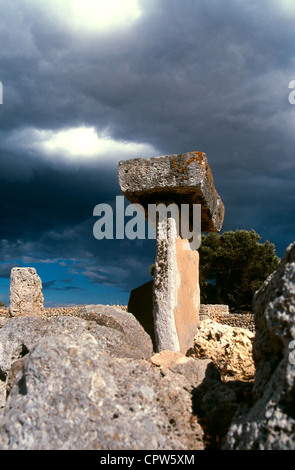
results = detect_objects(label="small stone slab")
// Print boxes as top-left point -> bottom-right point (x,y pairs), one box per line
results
9,267 -> 45,318
118,151 -> 224,232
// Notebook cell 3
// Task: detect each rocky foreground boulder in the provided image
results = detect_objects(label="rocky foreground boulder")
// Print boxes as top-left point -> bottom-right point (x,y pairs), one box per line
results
0,305 -> 208,450
0,303 -> 255,450
223,241 -> 295,450
193,318 -> 255,381
0,334 -> 202,450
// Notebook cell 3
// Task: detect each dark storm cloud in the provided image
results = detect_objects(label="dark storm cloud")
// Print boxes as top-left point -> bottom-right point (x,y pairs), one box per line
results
43,279 -> 84,291
0,0 -> 294,302
0,263 -> 20,278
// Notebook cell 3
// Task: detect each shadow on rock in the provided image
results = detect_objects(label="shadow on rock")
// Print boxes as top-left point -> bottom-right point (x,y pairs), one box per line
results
191,362 -> 254,449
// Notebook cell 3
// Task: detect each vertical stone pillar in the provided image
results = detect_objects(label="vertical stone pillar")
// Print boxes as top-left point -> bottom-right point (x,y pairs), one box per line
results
9,267 -> 45,318
153,215 -> 200,352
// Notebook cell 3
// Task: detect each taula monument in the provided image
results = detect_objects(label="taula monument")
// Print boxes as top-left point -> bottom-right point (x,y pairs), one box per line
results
118,151 -> 225,354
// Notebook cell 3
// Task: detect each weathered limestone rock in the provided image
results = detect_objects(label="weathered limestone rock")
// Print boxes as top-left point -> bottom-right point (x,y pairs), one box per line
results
119,151 -> 224,354
193,318 -> 255,381
223,241 -> 295,450
150,350 -> 193,368
9,267 -> 44,317
0,305 -> 154,412
150,350 -> 216,390
79,304 -> 154,359
118,151 -> 225,232
0,317 -> 8,328
0,318 -> 204,450
0,306 -> 153,378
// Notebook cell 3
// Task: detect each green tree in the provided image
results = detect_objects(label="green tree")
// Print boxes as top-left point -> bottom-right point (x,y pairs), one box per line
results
199,229 -> 280,311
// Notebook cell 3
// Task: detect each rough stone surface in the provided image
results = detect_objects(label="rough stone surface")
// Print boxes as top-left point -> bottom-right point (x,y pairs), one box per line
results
150,350 -> 193,368
9,267 -> 44,317
0,305 -> 154,414
199,304 -> 229,319
223,242 -> 295,450
118,151 -> 225,233
2,302 -> 255,450
0,316 -> 204,450
150,350 -> 215,391
149,351 -> 254,450
153,220 -> 200,354
193,318 -> 255,381
79,304 -> 154,359
0,317 -> 9,328
0,336 -> 203,450
0,305 -> 153,374
0,316 -> 46,376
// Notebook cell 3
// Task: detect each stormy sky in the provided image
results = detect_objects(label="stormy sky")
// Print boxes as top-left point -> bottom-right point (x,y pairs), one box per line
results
0,0 -> 294,307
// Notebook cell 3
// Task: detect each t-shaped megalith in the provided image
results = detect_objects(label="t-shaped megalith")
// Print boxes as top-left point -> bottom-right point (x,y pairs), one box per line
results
118,151 -> 224,354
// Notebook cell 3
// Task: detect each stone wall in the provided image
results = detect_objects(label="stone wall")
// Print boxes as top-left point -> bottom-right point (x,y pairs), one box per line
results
199,304 -> 229,319
200,304 -> 255,332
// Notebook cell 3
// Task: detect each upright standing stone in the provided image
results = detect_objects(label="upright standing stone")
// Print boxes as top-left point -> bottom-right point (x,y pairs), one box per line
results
118,151 -> 224,354
153,217 -> 200,352
9,267 -> 45,318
